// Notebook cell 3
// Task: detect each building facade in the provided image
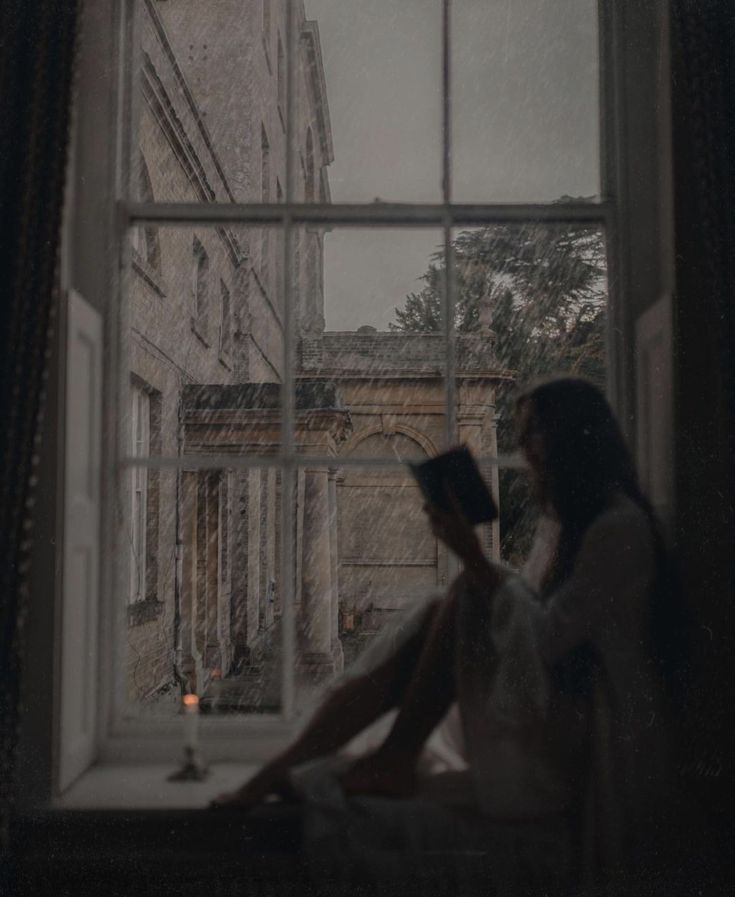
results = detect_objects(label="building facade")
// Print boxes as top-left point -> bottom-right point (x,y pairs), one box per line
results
128,0 -> 506,708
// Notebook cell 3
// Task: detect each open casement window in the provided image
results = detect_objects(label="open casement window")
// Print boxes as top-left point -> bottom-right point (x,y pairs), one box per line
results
59,290 -> 102,790
52,0 -> 675,794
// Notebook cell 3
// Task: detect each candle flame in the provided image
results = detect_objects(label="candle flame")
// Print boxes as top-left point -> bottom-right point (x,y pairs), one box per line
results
182,693 -> 199,707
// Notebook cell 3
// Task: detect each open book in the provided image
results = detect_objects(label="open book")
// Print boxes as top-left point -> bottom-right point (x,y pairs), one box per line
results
409,445 -> 498,526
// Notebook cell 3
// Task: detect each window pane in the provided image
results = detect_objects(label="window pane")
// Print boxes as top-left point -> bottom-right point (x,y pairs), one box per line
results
132,0 -> 442,204
291,461 -> 442,713
303,0 -> 442,202
127,225 -> 287,457
444,219 -> 608,577
446,221 -> 608,447
497,465 -> 537,568
452,0 -> 600,202
124,466 -> 284,715
302,228 -> 449,459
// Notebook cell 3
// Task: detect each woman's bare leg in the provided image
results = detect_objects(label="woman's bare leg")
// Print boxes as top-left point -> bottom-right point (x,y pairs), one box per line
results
339,578 -> 462,797
212,599 -> 441,807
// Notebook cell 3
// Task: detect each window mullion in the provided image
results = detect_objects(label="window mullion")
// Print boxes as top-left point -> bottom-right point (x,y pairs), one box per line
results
279,0 -> 297,722
442,0 -> 460,583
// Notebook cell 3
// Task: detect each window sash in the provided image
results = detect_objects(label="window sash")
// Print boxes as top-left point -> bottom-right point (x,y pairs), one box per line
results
110,0 -> 615,731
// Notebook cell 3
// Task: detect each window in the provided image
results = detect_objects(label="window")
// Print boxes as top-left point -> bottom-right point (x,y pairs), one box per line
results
219,279 -> 232,359
128,379 -> 162,628
304,128 -> 314,203
260,124 -> 271,287
49,0 -> 675,784
277,32 -> 285,128
191,236 -> 209,341
130,156 -> 160,273
262,0 -> 272,69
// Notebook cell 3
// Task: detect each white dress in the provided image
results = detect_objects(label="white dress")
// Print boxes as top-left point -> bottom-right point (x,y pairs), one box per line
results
289,494 -> 677,892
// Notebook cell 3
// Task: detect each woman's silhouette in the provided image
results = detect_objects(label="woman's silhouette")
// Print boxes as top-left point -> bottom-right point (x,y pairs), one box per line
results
214,377 -> 689,889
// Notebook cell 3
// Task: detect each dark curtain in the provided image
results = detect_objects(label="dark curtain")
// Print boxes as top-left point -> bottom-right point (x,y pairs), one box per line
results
0,0 -> 80,862
671,0 -> 735,823
672,2 -> 735,424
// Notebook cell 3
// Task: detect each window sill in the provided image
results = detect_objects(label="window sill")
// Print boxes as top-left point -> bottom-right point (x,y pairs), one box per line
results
53,762 -> 258,810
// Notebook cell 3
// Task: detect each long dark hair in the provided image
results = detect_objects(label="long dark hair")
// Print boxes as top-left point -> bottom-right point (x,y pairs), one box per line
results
516,377 -> 691,710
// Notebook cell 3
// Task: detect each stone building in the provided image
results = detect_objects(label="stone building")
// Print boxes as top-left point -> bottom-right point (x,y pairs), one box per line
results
128,0 -> 507,707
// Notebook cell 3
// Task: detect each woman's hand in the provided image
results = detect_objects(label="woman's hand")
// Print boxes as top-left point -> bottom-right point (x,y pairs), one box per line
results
423,491 -> 485,570
424,492 -> 506,592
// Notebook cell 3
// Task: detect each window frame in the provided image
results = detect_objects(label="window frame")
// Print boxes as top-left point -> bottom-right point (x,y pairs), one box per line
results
72,0 -> 657,773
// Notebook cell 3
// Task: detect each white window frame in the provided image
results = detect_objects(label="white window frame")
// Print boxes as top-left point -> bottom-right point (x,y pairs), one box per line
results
59,0 -> 671,774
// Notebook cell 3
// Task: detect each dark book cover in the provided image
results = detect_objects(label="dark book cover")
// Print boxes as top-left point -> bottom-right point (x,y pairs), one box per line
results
409,445 -> 498,526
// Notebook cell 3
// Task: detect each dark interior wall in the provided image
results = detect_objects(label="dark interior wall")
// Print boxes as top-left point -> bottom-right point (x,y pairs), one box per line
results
671,2 -> 735,818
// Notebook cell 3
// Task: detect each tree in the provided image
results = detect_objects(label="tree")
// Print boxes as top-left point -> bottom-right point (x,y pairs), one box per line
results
390,203 -> 607,562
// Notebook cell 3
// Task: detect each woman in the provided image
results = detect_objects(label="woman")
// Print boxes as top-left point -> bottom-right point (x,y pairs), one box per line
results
214,378 -> 688,890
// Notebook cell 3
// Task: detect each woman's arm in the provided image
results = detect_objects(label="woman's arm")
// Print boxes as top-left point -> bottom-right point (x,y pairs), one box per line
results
531,502 -> 655,665
424,499 -> 509,593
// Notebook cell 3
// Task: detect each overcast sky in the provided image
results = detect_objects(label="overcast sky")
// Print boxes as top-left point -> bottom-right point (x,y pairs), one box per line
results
306,0 -> 599,331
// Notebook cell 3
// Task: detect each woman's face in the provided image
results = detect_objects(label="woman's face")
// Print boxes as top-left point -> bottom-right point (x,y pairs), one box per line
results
516,400 -> 548,504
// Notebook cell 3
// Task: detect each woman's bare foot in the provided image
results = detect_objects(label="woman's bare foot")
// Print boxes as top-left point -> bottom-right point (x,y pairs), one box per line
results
339,750 -> 418,798
210,762 -> 296,810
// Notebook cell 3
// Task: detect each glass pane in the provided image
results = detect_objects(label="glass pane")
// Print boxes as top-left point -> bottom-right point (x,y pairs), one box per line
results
497,465 -> 537,568
447,221 -> 608,451
300,228 -> 448,459
291,462 -> 443,711
304,0 -> 442,202
124,466 -> 284,715
127,225 -> 287,457
132,0 -> 442,204
452,0 -> 600,202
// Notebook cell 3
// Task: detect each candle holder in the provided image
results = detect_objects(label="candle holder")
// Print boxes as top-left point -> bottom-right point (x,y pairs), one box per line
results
168,744 -> 209,782
168,692 -> 210,782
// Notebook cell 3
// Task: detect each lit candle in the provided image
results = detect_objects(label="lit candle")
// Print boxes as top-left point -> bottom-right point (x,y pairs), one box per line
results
182,693 -> 199,752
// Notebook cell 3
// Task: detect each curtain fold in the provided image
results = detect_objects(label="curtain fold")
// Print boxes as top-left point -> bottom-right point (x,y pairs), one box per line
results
0,0 -> 80,858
